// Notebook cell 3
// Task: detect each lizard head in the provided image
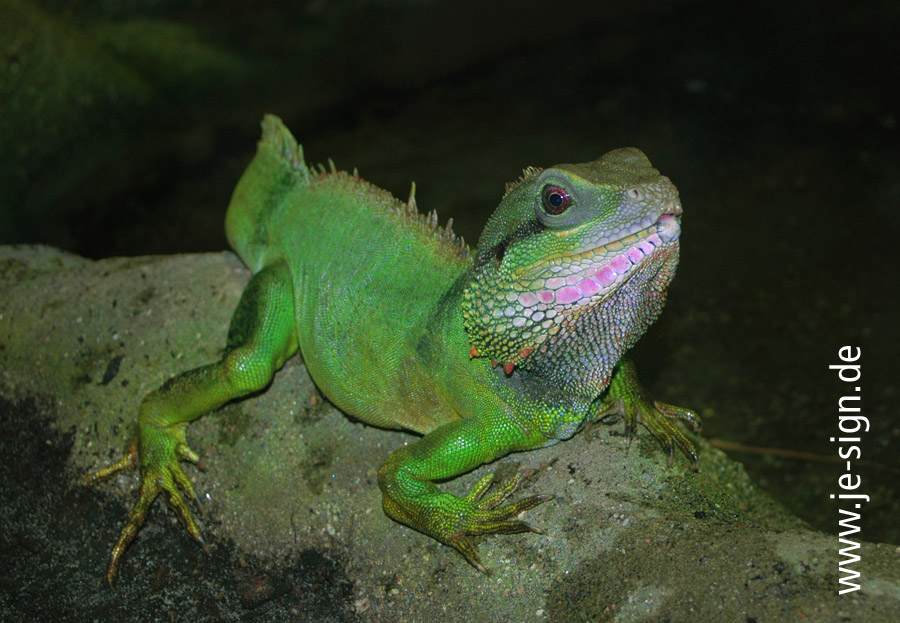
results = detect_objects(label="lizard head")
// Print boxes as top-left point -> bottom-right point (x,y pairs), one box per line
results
462,148 -> 682,385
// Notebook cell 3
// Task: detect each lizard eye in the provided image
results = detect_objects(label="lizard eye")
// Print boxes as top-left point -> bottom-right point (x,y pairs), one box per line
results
541,185 -> 572,215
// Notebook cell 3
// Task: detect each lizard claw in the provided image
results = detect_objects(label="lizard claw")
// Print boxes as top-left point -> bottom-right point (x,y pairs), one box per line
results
82,437 -> 139,486
612,396 -> 700,470
641,400 -> 701,471
446,472 -> 551,572
601,361 -> 702,470
86,427 -> 207,585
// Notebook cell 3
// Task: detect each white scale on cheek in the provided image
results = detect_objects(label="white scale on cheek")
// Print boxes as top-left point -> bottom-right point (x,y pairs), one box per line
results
518,292 -> 539,307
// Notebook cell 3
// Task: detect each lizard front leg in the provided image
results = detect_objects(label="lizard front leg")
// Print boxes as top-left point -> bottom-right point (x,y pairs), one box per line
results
377,414 -> 551,573
597,358 -> 702,469
84,261 -> 298,585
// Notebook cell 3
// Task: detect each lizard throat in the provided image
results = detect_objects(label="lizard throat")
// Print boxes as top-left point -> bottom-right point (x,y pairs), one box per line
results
462,214 -> 680,370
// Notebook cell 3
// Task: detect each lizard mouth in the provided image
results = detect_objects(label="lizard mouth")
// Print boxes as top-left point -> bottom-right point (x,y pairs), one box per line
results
512,212 -> 680,309
462,209 -> 682,368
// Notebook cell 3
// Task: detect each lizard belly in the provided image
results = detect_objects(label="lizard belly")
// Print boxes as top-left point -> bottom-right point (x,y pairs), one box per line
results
297,322 -> 463,435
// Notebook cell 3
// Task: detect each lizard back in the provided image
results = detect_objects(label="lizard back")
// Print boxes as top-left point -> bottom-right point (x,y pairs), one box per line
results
225,115 -> 474,432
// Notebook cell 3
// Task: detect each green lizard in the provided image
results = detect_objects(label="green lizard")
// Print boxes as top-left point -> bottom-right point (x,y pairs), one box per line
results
86,114 -> 701,584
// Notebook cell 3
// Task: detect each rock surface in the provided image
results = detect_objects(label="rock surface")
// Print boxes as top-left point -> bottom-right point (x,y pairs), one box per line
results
1,245 -> 898,622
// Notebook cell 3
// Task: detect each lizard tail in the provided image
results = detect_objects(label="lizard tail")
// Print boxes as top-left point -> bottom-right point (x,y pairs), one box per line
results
260,114 -> 310,180
225,115 -> 311,272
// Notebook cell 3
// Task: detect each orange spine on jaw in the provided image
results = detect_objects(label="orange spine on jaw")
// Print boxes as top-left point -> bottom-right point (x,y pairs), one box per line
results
469,347 -> 534,376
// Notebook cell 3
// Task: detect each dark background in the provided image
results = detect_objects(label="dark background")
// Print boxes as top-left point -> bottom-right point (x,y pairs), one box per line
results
3,0 -> 898,563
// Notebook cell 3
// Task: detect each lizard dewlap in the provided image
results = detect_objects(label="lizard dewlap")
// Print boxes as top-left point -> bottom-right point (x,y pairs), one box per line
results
86,114 -> 701,583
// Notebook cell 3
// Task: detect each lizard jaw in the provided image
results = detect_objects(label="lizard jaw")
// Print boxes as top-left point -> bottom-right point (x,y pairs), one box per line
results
517,214 -> 679,308
462,214 -> 680,371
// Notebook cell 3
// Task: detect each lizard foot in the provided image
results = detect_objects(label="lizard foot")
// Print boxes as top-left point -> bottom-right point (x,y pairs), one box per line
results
600,360 -> 702,470
84,424 -> 209,586
620,398 -> 701,470
445,472 -> 552,574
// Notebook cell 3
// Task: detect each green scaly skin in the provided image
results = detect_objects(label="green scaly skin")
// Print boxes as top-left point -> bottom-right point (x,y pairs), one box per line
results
85,115 -> 701,584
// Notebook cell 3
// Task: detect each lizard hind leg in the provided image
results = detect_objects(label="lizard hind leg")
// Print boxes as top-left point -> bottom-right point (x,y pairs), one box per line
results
85,260 -> 299,585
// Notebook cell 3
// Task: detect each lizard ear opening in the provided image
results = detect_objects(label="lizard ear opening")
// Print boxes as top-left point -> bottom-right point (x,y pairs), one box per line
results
492,239 -> 507,268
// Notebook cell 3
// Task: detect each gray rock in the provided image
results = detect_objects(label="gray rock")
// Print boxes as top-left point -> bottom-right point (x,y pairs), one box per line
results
1,245 -> 898,622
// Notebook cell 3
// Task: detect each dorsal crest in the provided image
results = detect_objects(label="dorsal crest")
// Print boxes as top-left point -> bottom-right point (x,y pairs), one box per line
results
503,166 -> 543,195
